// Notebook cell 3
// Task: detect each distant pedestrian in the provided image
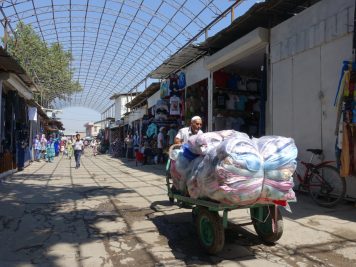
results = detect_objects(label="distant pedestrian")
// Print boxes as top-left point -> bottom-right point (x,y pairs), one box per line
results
66,139 -> 74,159
33,135 -> 41,161
46,136 -> 55,163
54,137 -> 60,156
124,134 -> 133,159
73,134 -> 84,168
91,139 -> 98,156
157,127 -> 166,164
40,134 -> 47,159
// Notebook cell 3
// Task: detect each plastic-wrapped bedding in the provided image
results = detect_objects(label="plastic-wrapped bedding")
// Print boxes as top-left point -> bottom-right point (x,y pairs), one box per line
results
254,136 -> 298,204
254,136 -> 298,170
170,131 -> 298,206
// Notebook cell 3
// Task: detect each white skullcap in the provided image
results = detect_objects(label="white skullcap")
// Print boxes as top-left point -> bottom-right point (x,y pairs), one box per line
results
191,116 -> 202,123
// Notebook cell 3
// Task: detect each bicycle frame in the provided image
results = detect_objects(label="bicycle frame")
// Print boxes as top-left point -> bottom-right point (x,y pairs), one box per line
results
295,153 -> 335,190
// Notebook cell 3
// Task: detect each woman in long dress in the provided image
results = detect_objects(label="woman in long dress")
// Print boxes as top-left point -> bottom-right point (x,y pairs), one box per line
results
66,140 -> 74,159
46,137 -> 55,162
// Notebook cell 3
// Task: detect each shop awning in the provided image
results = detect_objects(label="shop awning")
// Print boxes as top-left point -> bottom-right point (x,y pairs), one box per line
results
205,27 -> 269,72
149,44 -> 207,79
0,47 -> 38,91
26,99 -> 49,120
109,92 -> 139,100
125,82 -> 160,108
148,0 -> 320,79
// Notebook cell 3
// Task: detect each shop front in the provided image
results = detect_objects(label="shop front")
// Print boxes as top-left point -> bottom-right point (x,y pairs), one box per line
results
205,27 -> 269,137
0,73 -> 34,175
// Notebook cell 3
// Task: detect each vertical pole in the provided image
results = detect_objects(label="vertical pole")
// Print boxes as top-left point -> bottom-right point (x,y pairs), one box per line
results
231,6 -> 235,23
205,29 -> 208,40
208,71 -> 213,131
353,0 -> 356,62
0,80 -> 3,144
3,18 -> 8,50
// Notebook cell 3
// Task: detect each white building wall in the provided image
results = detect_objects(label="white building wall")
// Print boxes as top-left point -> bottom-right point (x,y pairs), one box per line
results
128,106 -> 147,123
114,98 -> 121,121
147,90 -> 161,108
270,0 -> 355,196
114,95 -> 135,121
184,56 -> 209,87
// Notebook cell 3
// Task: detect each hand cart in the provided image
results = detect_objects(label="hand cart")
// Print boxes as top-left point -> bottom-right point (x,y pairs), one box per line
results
166,159 -> 284,254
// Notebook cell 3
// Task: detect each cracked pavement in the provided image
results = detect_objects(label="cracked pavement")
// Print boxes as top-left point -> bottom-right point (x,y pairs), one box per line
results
0,154 -> 355,267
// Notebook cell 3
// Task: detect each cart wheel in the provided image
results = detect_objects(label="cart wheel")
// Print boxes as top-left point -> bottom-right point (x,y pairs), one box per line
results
250,205 -> 283,244
195,207 -> 224,254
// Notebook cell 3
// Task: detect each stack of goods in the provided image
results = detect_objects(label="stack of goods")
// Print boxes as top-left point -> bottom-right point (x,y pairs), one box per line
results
169,130 -> 297,206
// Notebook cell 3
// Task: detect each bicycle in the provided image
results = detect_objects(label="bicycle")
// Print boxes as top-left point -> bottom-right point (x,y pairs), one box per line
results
294,149 -> 346,207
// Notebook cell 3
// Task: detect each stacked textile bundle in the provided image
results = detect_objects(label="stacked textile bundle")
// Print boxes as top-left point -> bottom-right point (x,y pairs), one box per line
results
170,130 -> 297,206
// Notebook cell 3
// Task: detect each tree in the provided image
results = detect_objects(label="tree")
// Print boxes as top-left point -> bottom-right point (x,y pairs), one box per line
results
5,21 -> 82,106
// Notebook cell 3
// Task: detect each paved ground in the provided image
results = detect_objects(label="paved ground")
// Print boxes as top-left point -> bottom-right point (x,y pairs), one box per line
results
0,153 -> 355,267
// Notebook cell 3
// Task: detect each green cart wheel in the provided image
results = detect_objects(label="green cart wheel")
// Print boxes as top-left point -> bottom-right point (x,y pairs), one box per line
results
250,205 -> 283,244
195,207 -> 225,254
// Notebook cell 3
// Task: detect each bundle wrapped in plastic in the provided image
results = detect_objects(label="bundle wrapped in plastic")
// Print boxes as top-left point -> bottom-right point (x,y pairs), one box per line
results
254,136 -> 298,204
187,134 -> 265,205
170,131 -> 298,206
187,130 -> 244,156
171,145 -> 203,192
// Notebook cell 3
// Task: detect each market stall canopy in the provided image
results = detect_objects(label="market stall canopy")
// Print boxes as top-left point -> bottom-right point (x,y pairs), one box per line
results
125,82 -> 160,109
149,0 -> 321,79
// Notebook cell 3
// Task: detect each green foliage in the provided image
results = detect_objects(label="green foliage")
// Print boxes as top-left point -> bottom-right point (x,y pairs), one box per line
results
5,21 -> 82,105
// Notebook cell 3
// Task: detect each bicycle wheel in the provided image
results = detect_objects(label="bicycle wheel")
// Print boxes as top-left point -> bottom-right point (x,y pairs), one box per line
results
308,165 -> 346,207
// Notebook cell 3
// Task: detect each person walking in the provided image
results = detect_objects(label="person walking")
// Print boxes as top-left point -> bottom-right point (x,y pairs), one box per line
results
46,136 -> 55,163
124,134 -> 133,159
91,139 -> 98,156
33,135 -> 41,162
54,137 -> 60,157
157,127 -> 166,164
73,134 -> 84,168
40,134 -> 47,159
66,139 -> 74,159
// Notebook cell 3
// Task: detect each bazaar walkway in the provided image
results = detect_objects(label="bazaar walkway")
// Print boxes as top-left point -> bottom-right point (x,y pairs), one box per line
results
0,154 -> 355,267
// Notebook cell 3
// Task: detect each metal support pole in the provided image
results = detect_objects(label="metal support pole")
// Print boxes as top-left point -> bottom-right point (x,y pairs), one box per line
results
3,18 -> 8,50
208,71 -> 213,131
231,6 -> 235,23
0,80 -> 3,143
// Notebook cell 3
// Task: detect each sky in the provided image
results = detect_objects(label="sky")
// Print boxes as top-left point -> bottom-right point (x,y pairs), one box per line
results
60,107 -> 101,135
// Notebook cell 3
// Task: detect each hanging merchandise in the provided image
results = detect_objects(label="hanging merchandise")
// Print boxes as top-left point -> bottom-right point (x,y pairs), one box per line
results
28,106 -> 37,121
146,123 -> 158,138
154,99 -> 169,121
160,79 -> 170,99
214,90 -> 230,109
169,73 -> 179,96
334,61 -> 356,176
169,95 -> 180,115
178,71 -> 186,89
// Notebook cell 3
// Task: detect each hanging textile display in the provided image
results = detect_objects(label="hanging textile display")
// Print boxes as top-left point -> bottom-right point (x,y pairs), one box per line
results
28,106 -> 37,121
334,61 -> 356,176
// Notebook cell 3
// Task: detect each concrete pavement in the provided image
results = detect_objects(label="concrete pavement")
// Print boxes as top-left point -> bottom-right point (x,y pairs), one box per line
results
0,153 -> 355,267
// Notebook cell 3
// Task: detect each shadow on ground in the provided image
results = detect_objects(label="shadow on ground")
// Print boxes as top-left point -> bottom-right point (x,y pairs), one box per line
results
149,200 -> 263,265
0,180 -> 137,266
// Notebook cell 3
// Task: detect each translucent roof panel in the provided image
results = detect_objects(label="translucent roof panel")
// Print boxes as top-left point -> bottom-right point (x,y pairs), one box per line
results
0,0 -> 241,112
